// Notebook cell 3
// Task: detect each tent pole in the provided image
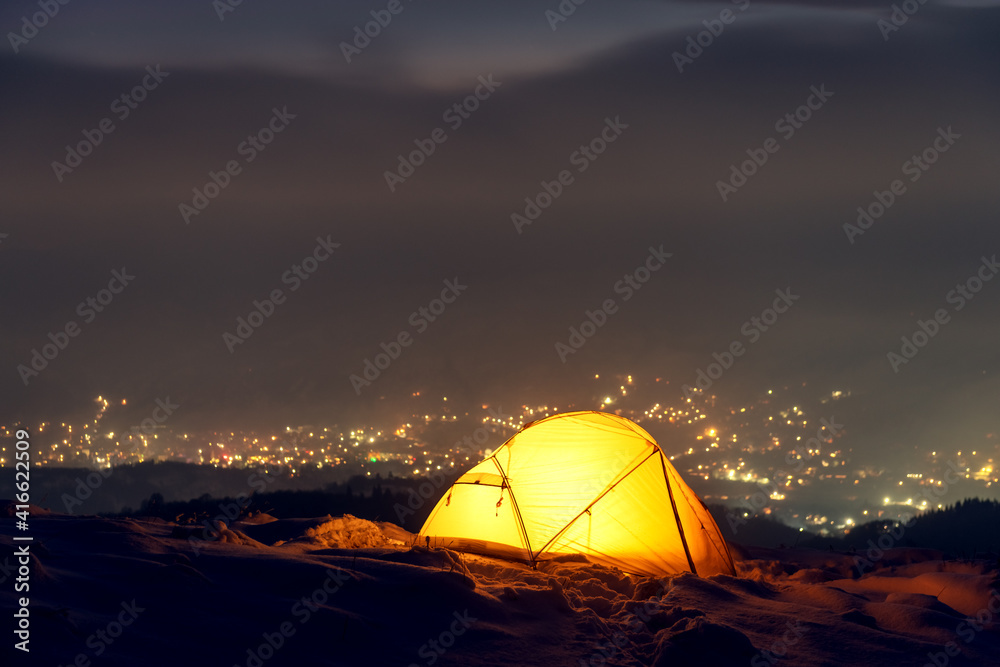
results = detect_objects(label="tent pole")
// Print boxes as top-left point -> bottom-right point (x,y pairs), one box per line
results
660,451 -> 698,575
534,449 -> 657,558
491,457 -> 533,567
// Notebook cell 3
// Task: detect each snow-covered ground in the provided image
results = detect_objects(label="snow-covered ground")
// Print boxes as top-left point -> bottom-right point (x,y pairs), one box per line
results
2,508 -> 998,666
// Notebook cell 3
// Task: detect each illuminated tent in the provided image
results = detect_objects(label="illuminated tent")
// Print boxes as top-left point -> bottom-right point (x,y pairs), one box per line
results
419,411 -> 735,577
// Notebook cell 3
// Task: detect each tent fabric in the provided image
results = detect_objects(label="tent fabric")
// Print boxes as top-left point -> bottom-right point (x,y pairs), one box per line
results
418,411 -> 736,577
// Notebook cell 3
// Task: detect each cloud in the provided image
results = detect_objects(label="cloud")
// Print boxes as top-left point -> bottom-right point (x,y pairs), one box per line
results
0,3 -> 998,449
6,0 -> 981,88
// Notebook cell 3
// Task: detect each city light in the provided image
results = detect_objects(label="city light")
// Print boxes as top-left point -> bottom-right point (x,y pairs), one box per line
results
2,384 -> 993,537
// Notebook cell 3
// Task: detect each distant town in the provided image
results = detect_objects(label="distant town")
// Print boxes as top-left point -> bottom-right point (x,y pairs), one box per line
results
4,373 -> 997,536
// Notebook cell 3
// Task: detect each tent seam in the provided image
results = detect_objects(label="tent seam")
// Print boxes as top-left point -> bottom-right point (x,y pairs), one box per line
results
490,456 -> 534,567
660,450 -> 698,576
533,448 -> 659,559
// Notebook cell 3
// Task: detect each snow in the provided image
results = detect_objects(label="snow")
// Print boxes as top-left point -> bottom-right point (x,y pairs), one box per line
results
2,510 -> 998,666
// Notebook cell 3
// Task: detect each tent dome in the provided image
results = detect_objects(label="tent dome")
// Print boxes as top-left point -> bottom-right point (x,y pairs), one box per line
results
418,411 -> 735,577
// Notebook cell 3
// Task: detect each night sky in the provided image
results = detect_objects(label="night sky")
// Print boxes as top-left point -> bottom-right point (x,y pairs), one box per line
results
2,0 -> 999,461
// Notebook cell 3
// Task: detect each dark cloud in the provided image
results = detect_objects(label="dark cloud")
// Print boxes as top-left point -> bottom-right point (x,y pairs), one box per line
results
1,3 -> 998,466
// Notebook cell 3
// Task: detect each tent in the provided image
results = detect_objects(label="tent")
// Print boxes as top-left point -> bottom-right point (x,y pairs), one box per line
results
418,411 -> 736,577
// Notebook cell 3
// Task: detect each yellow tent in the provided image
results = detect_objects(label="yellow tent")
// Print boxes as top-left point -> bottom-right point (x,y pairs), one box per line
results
419,411 -> 736,577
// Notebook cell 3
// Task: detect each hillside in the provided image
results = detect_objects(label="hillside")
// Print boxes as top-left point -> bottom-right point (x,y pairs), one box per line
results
2,507 -> 998,666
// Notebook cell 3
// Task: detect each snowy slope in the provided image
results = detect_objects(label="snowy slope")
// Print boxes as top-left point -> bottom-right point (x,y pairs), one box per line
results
1,511 -> 998,666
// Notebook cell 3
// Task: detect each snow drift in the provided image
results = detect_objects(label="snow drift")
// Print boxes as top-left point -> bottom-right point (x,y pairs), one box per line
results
1,509 -> 997,666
